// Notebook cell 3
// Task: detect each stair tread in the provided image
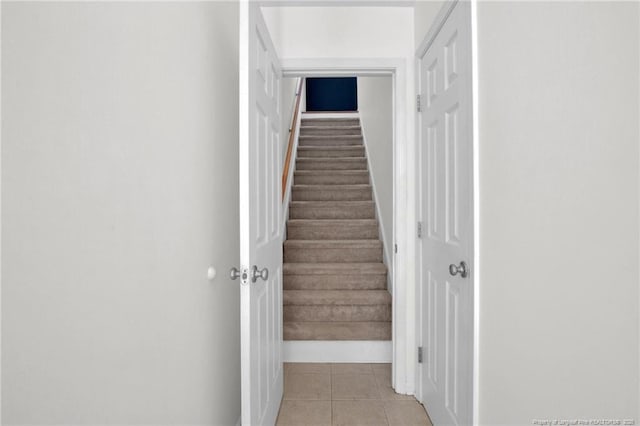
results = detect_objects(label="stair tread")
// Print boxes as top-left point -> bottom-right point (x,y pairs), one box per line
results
285,240 -> 381,248
295,170 -> 368,174
301,125 -> 361,129
300,133 -> 361,137
284,304 -> 390,322
284,290 -> 391,306
301,116 -> 359,119
288,219 -> 377,225
284,321 -> 391,341
297,157 -> 366,161
298,146 -> 364,151
288,201 -> 375,219
299,135 -> 362,140
293,184 -> 371,189
290,200 -> 374,205
284,262 -> 386,275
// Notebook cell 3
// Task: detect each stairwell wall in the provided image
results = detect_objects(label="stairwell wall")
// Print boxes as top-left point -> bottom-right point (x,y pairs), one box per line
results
2,2 -> 241,424
357,76 -> 394,284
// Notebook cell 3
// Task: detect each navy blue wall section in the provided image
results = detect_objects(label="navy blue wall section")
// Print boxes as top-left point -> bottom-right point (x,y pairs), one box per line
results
306,77 -> 358,111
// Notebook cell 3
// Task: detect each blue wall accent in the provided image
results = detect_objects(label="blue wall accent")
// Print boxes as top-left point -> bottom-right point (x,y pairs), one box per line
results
306,77 -> 358,111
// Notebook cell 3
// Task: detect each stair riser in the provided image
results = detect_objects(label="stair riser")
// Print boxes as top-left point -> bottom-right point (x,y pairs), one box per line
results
287,224 -> 378,240
284,305 -> 391,322
294,173 -> 369,185
297,147 -> 365,158
301,120 -> 360,127
300,127 -> 362,136
284,247 -> 382,263
296,159 -> 367,171
299,138 -> 363,147
292,188 -> 372,201
289,206 -> 375,219
284,274 -> 387,290
284,322 -> 391,341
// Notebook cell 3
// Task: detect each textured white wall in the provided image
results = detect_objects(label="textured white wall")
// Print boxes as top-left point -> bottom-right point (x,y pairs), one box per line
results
1,2 -> 241,424
414,0 -> 444,47
476,2 -> 639,423
262,6 -> 414,59
358,76 -> 394,272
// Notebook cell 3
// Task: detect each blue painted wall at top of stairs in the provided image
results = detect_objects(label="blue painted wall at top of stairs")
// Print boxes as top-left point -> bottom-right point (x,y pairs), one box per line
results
306,77 -> 358,112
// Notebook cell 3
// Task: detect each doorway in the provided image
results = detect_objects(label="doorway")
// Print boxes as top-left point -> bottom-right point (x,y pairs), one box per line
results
240,2 -> 477,424
279,58 -> 415,398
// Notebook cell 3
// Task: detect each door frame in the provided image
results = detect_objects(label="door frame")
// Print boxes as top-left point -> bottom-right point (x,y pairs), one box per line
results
415,0 -> 480,423
281,57 -> 416,395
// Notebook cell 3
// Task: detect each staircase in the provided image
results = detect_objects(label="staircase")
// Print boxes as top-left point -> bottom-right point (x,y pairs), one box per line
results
283,115 -> 392,341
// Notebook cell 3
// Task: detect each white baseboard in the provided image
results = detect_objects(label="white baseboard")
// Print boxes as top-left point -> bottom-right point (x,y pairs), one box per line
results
284,341 -> 392,363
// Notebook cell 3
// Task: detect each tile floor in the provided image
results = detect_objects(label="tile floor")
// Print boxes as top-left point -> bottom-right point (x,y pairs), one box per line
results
277,363 -> 433,426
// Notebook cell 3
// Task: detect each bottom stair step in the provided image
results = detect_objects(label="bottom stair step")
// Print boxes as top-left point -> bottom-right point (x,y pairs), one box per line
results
284,321 -> 391,341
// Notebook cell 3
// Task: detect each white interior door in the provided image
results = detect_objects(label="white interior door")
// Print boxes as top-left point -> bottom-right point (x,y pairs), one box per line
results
239,2 -> 283,425
417,1 -> 473,425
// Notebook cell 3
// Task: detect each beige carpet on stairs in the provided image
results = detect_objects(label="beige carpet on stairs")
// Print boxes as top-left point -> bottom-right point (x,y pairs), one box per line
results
283,116 -> 392,341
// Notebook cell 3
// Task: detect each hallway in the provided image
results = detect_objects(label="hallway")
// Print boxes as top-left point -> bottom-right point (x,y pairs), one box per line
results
277,363 -> 432,425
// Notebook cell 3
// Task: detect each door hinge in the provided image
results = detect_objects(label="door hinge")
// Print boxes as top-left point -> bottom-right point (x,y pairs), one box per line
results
417,221 -> 423,239
416,94 -> 422,112
394,244 -> 398,254
418,346 -> 423,364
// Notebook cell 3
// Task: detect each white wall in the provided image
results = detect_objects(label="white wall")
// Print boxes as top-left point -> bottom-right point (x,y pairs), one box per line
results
358,76 -> 394,273
476,2 -> 639,423
414,0 -> 444,47
262,6 -> 414,59
1,2 -> 241,424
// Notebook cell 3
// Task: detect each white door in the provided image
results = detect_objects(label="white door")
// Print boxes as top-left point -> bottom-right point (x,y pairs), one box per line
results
239,1 -> 283,425
417,1 -> 473,425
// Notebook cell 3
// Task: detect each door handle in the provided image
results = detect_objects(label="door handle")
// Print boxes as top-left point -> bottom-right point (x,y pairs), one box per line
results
449,261 -> 468,278
230,267 -> 250,285
230,267 -> 242,280
251,265 -> 269,283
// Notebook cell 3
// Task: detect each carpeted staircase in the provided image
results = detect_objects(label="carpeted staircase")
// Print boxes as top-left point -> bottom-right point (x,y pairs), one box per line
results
283,115 -> 392,341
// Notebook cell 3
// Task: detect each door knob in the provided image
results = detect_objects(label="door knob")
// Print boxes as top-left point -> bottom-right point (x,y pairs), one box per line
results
449,261 -> 468,278
230,267 -> 248,282
251,265 -> 269,283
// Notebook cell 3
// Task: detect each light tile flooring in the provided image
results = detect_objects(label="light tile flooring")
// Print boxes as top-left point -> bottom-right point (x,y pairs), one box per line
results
277,363 -> 433,426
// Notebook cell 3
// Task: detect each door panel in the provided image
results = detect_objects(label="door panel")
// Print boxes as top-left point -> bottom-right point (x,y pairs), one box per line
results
240,2 -> 283,425
417,1 -> 473,425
